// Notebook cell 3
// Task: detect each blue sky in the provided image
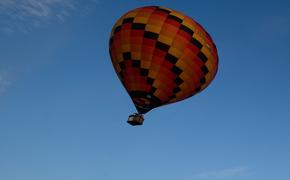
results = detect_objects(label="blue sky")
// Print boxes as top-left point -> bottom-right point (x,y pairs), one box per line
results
0,0 -> 290,180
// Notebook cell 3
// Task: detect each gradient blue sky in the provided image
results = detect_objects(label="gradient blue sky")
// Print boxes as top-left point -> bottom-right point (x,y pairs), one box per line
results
0,1 -> 290,180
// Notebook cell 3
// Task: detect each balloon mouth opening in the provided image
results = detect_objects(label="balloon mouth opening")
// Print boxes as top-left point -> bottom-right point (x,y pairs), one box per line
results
129,91 -> 162,114
127,113 -> 144,126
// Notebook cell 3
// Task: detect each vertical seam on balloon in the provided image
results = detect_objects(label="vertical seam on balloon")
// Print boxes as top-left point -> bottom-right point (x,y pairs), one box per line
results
152,9 -> 183,103
143,7 -> 168,97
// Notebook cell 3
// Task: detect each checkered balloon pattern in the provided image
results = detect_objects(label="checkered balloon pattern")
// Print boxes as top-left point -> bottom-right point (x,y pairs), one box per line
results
109,6 -> 218,114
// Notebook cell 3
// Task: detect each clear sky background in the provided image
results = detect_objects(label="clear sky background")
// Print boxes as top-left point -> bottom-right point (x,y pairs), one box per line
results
0,0 -> 290,180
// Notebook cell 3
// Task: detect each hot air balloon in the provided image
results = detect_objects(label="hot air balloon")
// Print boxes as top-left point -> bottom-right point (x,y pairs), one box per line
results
109,6 -> 218,126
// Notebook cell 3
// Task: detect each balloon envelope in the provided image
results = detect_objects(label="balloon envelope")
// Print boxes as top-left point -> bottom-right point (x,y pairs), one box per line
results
109,6 -> 218,114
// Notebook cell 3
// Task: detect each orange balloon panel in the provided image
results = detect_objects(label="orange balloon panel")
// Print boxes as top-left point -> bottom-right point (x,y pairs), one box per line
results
109,6 -> 218,114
